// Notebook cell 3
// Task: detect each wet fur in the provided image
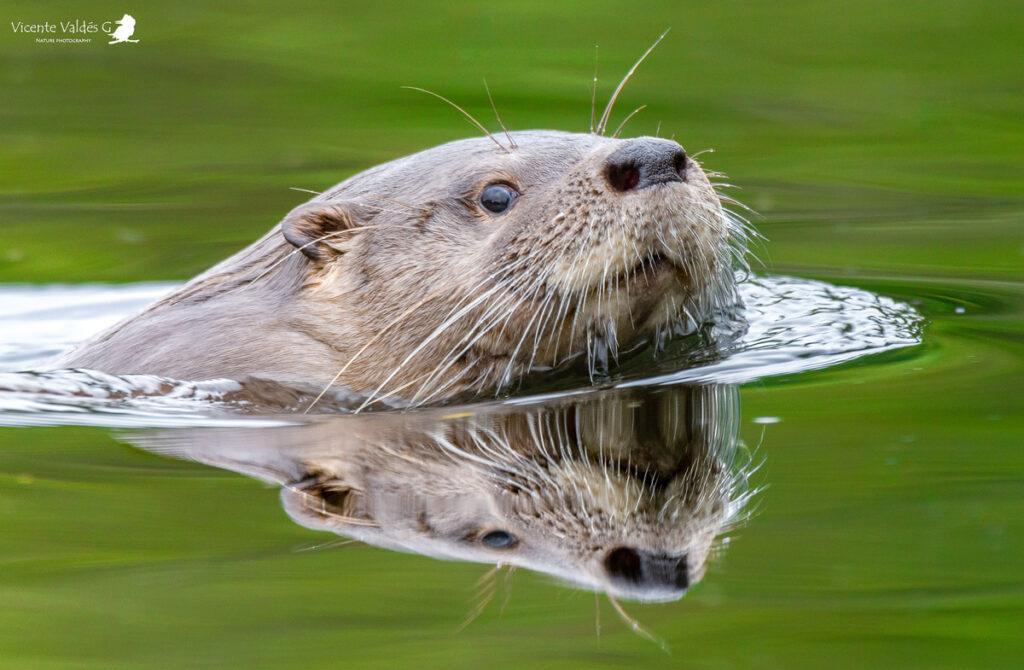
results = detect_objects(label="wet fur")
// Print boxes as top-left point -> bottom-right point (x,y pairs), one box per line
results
56,131 -> 746,407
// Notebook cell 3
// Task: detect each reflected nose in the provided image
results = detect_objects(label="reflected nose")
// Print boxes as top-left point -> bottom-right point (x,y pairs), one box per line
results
605,547 -> 689,591
605,138 -> 688,192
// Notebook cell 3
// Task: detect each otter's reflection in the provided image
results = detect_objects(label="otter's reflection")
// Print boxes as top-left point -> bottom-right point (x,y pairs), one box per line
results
127,383 -> 754,603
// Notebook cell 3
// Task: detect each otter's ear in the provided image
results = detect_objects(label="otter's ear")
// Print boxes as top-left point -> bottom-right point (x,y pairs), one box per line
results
280,475 -> 373,531
281,201 -> 360,262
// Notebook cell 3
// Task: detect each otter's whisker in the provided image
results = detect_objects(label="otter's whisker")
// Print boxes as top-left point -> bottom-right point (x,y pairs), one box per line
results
362,258 -> 544,409
413,275 -> 528,381
495,278 -> 556,391
402,86 -> 510,153
354,372 -> 431,412
413,298 -> 521,404
547,239 -> 593,363
424,255 -> 550,387
399,278 -> 528,398
596,28 -> 670,136
358,194 -> 430,213
611,105 -> 647,138
369,279 -> 523,406
409,354 -> 479,407
224,224 -> 418,298
525,288 -> 563,373
589,43 -> 600,134
483,78 -> 517,150
305,276 -> 482,412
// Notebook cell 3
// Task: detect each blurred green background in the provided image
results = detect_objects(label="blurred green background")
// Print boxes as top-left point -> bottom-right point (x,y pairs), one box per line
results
1,0 -> 1022,668
1,0 -> 1019,283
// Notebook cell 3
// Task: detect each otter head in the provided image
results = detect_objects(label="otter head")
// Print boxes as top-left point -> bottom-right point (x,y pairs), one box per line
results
281,131 -> 743,404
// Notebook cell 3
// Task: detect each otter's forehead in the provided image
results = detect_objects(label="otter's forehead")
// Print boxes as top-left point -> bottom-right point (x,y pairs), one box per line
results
325,130 -> 619,200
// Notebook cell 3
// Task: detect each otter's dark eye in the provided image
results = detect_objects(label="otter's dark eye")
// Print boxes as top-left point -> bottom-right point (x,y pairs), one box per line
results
480,530 -> 517,549
480,184 -> 516,214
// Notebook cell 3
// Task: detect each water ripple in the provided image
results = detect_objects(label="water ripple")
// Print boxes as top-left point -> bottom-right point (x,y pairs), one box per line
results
0,275 -> 923,426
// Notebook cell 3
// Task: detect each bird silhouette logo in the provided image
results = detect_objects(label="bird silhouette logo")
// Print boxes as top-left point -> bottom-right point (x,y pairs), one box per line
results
107,14 -> 139,44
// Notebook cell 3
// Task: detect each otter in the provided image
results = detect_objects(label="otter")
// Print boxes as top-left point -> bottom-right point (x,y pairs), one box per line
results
55,130 -> 745,407
128,383 -> 754,604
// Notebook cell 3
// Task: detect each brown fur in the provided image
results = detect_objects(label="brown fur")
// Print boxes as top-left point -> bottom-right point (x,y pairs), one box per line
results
55,131 -> 741,406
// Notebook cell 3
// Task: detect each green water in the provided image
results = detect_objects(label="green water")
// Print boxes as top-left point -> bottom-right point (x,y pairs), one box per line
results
1,0 -> 1022,667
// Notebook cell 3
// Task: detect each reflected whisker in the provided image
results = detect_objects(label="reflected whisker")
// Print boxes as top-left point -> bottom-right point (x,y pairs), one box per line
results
607,595 -> 669,652
294,537 -> 358,552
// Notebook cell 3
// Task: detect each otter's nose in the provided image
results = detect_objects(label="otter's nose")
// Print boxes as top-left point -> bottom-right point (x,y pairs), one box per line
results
605,138 -> 688,192
605,547 -> 689,592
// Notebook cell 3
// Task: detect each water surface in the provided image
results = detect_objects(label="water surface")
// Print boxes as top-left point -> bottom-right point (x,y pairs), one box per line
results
1,0 -> 1021,667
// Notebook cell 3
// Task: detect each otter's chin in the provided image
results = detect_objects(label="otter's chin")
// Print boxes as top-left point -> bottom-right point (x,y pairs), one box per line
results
618,251 -> 674,285
617,258 -> 693,325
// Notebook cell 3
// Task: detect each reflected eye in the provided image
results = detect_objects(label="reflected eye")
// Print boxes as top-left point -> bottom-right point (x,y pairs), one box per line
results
480,184 -> 517,214
480,529 -> 517,549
